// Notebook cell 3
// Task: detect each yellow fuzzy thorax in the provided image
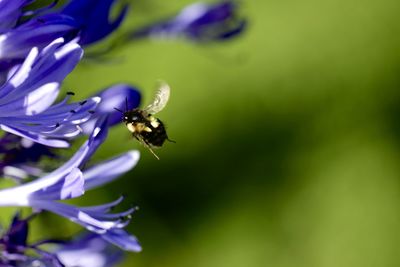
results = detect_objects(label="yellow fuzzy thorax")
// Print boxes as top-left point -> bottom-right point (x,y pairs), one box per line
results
126,123 -> 151,133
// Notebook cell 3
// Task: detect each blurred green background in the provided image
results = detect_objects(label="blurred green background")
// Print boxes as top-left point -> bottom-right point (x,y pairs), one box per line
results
12,0 -> 400,266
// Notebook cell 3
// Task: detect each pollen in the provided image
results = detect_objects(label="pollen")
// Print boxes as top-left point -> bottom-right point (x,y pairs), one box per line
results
127,123 -> 136,133
150,119 -> 160,128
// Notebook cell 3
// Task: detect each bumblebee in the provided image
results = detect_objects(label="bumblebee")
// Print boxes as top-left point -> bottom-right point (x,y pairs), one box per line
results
116,82 -> 173,159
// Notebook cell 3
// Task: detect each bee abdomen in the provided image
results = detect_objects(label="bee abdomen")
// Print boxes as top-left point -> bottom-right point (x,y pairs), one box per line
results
142,120 -> 167,147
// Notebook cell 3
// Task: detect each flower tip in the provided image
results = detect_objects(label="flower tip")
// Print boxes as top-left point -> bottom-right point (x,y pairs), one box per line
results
127,150 -> 140,165
92,96 -> 102,104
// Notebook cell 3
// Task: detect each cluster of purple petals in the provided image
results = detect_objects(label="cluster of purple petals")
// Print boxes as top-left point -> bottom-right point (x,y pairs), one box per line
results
0,0 -> 245,266
0,118 -> 141,266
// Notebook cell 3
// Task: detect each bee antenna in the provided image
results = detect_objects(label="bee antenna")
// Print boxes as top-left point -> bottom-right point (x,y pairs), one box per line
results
125,97 -> 128,112
114,107 -> 123,113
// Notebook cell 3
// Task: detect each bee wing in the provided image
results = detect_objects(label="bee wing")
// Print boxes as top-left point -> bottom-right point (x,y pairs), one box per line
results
144,82 -> 170,114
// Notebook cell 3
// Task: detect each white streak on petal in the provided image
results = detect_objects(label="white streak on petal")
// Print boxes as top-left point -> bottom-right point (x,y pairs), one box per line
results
3,166 -> 28,179
42,37 -> 64,55
9,47 -> 38,88
55,41 -> 82,60
24,82 -> 59,115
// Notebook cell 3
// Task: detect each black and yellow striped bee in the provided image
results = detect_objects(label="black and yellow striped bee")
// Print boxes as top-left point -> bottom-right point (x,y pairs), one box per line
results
116,82 -> 173,159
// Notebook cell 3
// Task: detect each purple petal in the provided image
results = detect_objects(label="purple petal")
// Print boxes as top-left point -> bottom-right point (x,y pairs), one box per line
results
131,1 -> 246,42
81,84 -> 141,134
96,84 -> 141,125
82,116 -> 109,163
83,151 -> 140,190
61,0 -> 129,45
79,196 -> 124,214
0,38 -> 100,146
101,229 -> 141,252
31,201 -> 126,233
0,0 -> 30,31
56,233 -> 124,267
30,167 -> 84,201
0,167 -> 84,206
0,124 -> 70,148
4,212 -> 29,248
0,14 -> 79,60
0,38 -> 83,109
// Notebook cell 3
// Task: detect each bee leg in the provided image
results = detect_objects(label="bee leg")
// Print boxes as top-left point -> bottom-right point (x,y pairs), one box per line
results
142,140 -> 160,160
133,134 -> 160,160
167,137 -> 176,143
146,146 -> 160,160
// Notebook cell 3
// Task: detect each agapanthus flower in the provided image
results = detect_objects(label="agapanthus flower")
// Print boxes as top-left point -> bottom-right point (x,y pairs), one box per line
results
0,0 -> 128,62
0,14 -> 79,61
0,213 -> 126,266
131,1 -> 246,42
61,0 -> 129,46
56,233 -> 124,267
0,133 -> 56,180
0,212 -> 64,266
0,38 -> 100,148
0,118 -> 141,263
0,83 -> 141,179
0,0 -> 247,265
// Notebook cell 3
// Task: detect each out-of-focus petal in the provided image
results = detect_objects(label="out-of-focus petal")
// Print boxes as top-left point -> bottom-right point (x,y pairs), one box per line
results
101,229 -> 141,252
131,1 -> 246,42
56,233 -> 124,267
81,84 -> 141,134
61,0 -> 129,45
83,151 -> 140,190
0,0 -> 30,31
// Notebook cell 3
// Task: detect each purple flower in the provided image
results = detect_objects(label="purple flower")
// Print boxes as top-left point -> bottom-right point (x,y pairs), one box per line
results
81,84 -> 141,134
0,118 -> 141,252
0,14 -> 79,61
0,134 -> 56,180
0,38 -> 100,147
56,233 -> 124,267
61,0 -> 129,45
0,0 -> 247,265
131,1 -> 246,42
0,212 -> 71,266
0,0 -> 129,65
0,214 -> 125,266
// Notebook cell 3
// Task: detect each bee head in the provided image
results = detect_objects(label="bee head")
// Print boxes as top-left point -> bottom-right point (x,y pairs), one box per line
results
124,115 -> 138,122
122,110 -> 142,123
